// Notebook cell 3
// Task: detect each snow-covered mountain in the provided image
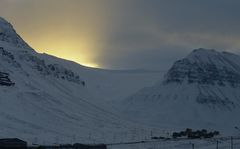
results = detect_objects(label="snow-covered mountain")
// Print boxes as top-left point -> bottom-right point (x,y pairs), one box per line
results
123,48 -> 240,135
0,17 -> 31,49
0,17 -> 163,144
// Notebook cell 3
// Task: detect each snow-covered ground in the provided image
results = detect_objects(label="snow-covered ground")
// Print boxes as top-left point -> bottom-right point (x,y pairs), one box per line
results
108,137 -> 240,149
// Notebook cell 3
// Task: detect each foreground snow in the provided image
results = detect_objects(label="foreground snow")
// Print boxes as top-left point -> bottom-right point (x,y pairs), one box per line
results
108,137 -> 240,149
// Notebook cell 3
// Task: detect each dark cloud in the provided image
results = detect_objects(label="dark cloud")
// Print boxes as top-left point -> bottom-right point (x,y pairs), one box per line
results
98,0 -> 240,69
1,0 -> 240,69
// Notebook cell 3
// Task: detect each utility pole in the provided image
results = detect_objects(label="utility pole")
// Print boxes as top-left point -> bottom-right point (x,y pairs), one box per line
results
231,136 -> 233,149
216,140 -> 218,149
192,143 -> 194,149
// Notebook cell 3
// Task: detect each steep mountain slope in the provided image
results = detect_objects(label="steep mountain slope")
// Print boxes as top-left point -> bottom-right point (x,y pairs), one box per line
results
123,48 -> 240,135
0,17 -> 163,144
38,53 -> 164,102
0,17 -> 31,49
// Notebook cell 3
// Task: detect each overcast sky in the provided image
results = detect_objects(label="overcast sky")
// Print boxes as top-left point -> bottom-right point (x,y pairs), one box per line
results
0,0 -> 240,70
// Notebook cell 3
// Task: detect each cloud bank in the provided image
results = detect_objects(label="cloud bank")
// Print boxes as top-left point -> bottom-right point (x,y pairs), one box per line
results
1,0 -> 240,69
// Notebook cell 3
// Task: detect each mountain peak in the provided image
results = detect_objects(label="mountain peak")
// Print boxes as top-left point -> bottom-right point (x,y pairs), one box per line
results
0,17 -> 31,49
164,48 -> 240,87
124,49 -> 240,131
186,48 -> 221,63
192,48 -> 216,53
183,48 -> 240,68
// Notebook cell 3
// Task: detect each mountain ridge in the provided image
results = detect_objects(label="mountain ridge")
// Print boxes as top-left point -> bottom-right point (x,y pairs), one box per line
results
164,48 -> 240,87
122,48 -> 240,135
0,17 -> 31,49
0,17 -> 163,144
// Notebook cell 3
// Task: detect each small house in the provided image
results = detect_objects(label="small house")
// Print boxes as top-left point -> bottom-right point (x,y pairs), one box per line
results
0,138 -> 27,148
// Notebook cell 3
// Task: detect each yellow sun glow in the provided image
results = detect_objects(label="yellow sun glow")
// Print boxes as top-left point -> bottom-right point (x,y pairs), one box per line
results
20,28 -> 101,68
0,0 -> 110,69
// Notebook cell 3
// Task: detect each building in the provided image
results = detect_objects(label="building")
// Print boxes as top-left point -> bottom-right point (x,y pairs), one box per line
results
0,138 -> 27,148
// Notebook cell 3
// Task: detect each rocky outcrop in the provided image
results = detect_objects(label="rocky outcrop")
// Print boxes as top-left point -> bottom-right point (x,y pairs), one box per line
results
0,71 -> 14,86
19,53 -> 85,85
0,17 -> 85,86
164,49 -> 240,88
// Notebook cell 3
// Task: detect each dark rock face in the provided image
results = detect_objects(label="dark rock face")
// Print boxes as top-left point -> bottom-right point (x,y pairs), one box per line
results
0,46 -> 85,86
0,72 -> 14,86
0,47 -> 14,60
164,58 -> 240,87
196,93 -> 234,106
0,47 -> 22,68
19,53 -> 85,85
162,49 -> 240,107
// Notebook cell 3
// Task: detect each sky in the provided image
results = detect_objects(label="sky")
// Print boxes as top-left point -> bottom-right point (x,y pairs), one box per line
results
0,0 -> 240,70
